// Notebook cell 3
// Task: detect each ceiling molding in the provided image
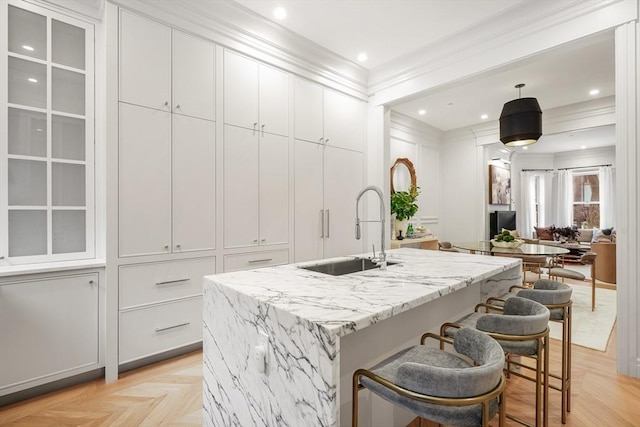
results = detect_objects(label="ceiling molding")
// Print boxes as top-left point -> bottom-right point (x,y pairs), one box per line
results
390,112 -> 443,147
368,0 -> 635,102
34,0 -> 105,22
110,0 -> 368,98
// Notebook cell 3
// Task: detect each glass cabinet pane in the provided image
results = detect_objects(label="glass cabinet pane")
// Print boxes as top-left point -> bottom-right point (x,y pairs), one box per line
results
8,210 -> 47,256
52,19 -> 85,70
52,67 -> 85,114
8,108 -> 47,157
52,115 -> 85,160
53,210 -> 86,253
52,163 -> 85,206
8,159 -> 47,206
8,57 -> 46,108
8,5 -> 46,60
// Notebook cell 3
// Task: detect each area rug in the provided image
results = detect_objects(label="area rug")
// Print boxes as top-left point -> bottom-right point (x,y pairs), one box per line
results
548,284 -> 617,351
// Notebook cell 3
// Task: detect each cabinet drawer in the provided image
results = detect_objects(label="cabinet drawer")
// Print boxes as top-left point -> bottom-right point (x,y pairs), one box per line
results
119,257 -> 214,308
119,297 -> 202,364
224,250 -> 288,273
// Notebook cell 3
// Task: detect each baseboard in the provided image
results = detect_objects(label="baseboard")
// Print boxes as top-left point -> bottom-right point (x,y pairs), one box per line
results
118,342 -> 203,374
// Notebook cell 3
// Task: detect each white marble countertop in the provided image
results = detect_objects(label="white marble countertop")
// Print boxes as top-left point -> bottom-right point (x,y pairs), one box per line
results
204,248 -> 520,338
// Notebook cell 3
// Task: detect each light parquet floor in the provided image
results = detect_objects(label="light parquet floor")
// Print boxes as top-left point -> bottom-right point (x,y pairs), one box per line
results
1,280 -> 639,427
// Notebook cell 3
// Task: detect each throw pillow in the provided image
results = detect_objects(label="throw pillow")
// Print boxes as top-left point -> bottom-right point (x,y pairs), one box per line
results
592,227 -> 613,243
534,226 -> 554,241
502,228 -> 520,238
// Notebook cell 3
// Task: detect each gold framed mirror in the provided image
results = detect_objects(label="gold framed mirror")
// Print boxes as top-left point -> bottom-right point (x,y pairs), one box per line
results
390,157 -> 417,194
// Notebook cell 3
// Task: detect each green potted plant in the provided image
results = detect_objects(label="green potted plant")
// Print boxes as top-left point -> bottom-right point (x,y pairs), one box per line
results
391,184 -> 420,238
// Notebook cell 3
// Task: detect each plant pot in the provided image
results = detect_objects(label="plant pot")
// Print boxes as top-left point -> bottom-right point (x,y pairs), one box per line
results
394,219 -> 408,240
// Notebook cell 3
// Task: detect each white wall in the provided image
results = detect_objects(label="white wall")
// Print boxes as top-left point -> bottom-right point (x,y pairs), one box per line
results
389,113 -> 442,236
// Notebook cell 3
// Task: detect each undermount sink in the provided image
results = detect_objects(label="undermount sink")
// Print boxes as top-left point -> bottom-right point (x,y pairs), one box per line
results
300,257 -> 399,276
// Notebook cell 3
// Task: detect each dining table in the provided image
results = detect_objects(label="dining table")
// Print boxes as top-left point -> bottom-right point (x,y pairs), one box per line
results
454,241 -> 570,257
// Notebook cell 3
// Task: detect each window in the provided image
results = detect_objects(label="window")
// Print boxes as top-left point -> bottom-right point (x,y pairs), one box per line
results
1,1 -> 94,265
572,170 -> 600,228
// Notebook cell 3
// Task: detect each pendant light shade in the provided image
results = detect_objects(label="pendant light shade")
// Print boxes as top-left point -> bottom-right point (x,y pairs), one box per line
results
499,84 -> 542,146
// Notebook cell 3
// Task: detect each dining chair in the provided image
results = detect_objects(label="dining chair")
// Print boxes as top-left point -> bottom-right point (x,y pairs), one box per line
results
549,252 -> 597,311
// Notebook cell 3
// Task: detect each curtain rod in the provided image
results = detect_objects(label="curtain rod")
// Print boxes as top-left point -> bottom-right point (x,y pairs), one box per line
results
521,168 -> 553,172
557,164 -> 612,171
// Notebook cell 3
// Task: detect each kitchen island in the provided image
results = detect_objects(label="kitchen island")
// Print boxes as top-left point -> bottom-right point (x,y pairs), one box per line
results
203,248 -> 521,427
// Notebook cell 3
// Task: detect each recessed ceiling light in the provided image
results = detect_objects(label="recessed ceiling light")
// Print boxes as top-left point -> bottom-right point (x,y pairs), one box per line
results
357,53 -> 367,62
522,146 -> 528,150
27,77 -> 38,83
481,114 -> 488,120
581,145 -> 587,149
273,6 -> 286,20
418,109 -> 426,115
22,45 -> 34,51
589,89 -> 600,96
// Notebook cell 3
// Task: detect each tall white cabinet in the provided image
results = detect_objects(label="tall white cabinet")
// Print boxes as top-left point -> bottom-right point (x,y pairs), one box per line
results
114,10 -> 216,369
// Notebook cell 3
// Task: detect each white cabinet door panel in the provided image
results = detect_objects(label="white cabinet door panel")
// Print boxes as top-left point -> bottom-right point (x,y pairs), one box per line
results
259,133 -> 289,245
172,30 -> 215,121
172,115 -> 216,252
259,64 -> 289,136
324,146 -> 363,258
223,50 -> 258,130
119,11 -> 171,111
324,90 -> 365,152
294,140 -> 324,262
119,103 -> 171,257
294,78 -> 323,144
0,274 -> 99,391
223,125 -> 258,248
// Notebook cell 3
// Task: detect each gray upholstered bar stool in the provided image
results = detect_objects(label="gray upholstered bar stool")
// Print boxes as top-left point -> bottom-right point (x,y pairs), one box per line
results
352,327 -> 506,427
549,252 -> 597,311
440,297 -> 550,427
488,279 -> 573,424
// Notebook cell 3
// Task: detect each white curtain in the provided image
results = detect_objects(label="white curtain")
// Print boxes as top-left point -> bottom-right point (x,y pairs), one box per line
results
520,171 -> 536,238
599,166 -> 616,228
555,169 -> 572,227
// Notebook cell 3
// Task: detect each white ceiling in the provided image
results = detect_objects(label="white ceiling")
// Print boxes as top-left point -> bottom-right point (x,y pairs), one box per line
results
233,0 -> 616,153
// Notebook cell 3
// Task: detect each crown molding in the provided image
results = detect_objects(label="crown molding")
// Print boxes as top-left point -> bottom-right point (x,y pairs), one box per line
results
34,0 -> 105,22
369,0 -> 636,103
109,0 -> 368,99
390,111 -> 443,148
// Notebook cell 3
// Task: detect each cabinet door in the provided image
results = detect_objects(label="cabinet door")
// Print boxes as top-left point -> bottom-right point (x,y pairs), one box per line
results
119,10 -> 171,111
172,30 -> 215,121
119,103 -> 171,257
173,115 -> 216,252
294,78 -> 323,144
0,273 -> 99,392
223,50 -> 258,130
324,89 -> 366,152
294,140 -> 324,262
259,133 -> 289,245
323,146 -> 363,258
223,125 -> 258,248
259,64 -> 289,137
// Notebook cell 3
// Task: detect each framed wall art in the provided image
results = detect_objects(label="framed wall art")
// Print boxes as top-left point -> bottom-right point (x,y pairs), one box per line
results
489,164 -> 511,205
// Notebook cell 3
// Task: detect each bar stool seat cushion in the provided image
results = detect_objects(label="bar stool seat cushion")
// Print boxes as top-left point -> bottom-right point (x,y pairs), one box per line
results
548,267 -> 585,281
360,328 -> 504,426
445,298 -> 549,356
498,280 -> 572,320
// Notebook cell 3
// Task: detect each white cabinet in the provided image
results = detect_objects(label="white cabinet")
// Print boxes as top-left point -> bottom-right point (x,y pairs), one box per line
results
294,140 -> 363,262
223,125 -> 288,249
224,50 -> 288,136
119,10 -> 215,120
0,272 -> 100,395
119,103 -> 215,257
294,78 -> 366,152
118,257 -> 214,364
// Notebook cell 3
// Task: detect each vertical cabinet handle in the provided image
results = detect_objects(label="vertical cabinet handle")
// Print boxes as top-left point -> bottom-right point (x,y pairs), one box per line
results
261,124 -> 265,137
326,209 -> 330,238
253,122 -> 258,136
320,209 -> 325,238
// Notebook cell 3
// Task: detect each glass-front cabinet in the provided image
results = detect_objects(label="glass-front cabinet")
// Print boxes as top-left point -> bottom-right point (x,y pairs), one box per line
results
1,1 -> 94,265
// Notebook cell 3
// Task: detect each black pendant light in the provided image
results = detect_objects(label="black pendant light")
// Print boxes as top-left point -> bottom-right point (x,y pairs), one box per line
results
499,83 -> 542,146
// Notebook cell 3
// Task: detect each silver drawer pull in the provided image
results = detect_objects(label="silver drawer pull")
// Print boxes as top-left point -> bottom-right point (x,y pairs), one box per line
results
155,278 -> 189,286
155,321 -> 190,333
248,258 -> 273,264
